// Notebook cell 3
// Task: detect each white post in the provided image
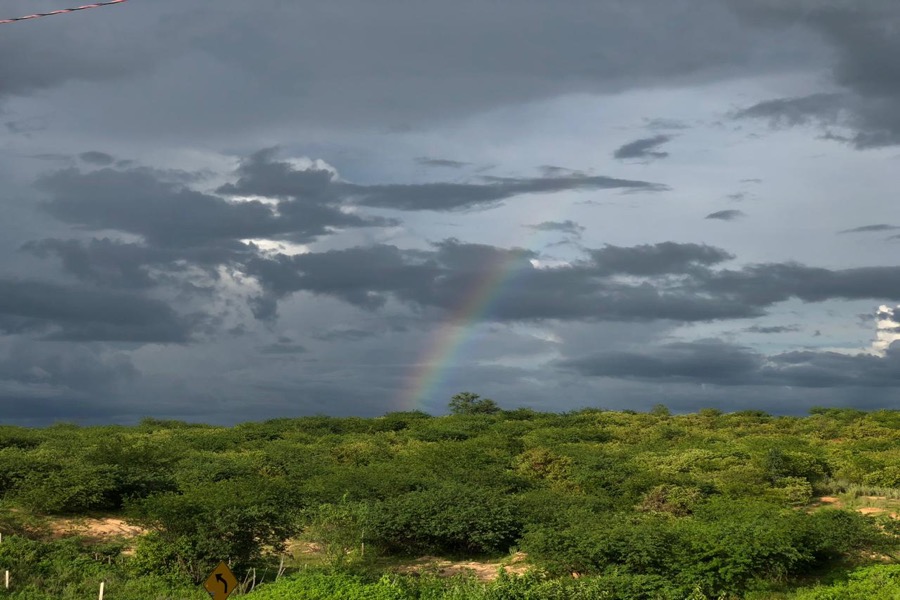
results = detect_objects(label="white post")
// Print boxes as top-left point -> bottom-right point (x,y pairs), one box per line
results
98,581 -> 105,600
5,570 -> 9,589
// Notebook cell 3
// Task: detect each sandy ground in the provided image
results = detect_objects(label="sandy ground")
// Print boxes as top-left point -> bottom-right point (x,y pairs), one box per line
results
395,552 -> 530,582
49,517 -> 146,542
813,496 -> 899,518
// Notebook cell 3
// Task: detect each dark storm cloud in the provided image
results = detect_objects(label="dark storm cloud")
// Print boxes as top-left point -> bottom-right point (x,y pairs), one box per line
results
25,157 -> 900,331
22,237 -> 254,290
561,339 -> 900,388
701,263 -> 900,305
705,209 -> 745,221
0,6 -> 162,99
234,240 -> 900,326
589,242 -> 734,276
37,165 -> 387,247
731,2 -> 900,148
561,340 -> 762,384
238,241 -> 745,323
0,279 -> 192,342
526,220 -> 585,236
613,135 -> 673,160
838,224 -> 900,234
36,0 -> 811,138
218,149 -> 666,212
78,151 -> 115,166
0,342 -> 138,397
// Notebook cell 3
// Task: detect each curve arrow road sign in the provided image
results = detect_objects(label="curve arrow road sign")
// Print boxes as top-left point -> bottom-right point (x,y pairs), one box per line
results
203,562 -> 238,600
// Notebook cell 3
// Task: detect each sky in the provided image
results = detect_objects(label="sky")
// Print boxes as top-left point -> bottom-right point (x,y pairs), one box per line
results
2,0 -> 900,424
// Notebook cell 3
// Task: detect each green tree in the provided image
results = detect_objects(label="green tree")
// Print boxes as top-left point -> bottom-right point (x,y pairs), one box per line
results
305,498 -> 373,569
448,392 -> 500,415
649,404 -> 671,418
128,478 -> 300,583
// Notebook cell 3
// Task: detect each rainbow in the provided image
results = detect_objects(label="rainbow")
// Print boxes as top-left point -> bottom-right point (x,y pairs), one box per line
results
396,251 -> 525,412
396,225 -> 565,412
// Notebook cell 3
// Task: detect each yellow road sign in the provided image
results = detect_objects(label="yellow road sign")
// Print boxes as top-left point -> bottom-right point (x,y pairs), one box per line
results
203,562 -> 238,600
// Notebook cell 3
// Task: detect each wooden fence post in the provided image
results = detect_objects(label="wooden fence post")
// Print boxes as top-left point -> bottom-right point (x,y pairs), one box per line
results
98,580 -> 105,600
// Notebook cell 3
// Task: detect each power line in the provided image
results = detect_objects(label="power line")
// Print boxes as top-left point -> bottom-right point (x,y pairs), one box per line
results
1,0 -> 127,25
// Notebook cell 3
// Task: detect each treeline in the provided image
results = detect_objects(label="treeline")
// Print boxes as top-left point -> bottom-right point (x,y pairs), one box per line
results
1,399 -> 899,599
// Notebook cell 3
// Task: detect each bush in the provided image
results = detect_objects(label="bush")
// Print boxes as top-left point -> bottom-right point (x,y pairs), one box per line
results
790,564 -> 900,599
127,477 -> 300,582
370,484 -> 522,555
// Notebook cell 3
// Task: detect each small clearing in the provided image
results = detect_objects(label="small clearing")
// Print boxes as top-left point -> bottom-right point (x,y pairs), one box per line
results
394,552 -> 530,582
812,496 -> 899,519
49,517 -> 146,543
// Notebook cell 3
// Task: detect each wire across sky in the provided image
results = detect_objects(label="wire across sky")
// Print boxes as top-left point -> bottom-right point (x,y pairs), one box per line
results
1,0 -> 127,25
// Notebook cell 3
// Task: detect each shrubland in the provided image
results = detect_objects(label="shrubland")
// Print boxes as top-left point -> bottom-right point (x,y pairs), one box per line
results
0,397 -> 898,599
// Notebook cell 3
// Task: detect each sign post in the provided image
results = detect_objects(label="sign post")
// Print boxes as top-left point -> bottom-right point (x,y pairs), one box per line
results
203,562 -> 239,600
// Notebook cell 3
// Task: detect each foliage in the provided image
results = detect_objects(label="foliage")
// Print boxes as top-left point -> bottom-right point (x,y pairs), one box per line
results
369,484 -> 522,555
304,497 -> 373,569
448,392 -> 500,415
127,477 -> 300,582
1,402 -> 899,598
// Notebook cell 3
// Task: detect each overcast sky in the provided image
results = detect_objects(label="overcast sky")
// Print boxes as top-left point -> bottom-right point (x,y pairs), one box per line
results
2,0 -> 900,424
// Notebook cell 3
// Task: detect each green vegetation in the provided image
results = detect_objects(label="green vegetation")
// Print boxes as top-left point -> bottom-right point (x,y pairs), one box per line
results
0,401 -> 898,599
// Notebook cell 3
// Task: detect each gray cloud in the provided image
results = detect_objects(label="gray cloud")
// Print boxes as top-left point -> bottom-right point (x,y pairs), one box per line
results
744,324 -> 801,334
731,3 -> 900,148
313,329 -> 379,342
10,0 -> 811,139
526,220 -> 586,236
588,242 -> 733,276
838,224 -> 900,234
0,6 -> 164,100
22,237 -> 250,290
0,279 -> 192,342
37,163 -> 388,247
561,340 -> 763,384
5,2 -> 900,424
561,338 -> 900,388
644,118 -> 690,130
0,341 -> 138,397
78,151 -> 115,166
706,209 -> 745,221
347,175 -> 665,211
416,158 -> 470,169
733,93 -> 846,128
258,342 -> 307,355
613,134 -> 673,160
217,149 -> 666,212
233,241 -> 900,326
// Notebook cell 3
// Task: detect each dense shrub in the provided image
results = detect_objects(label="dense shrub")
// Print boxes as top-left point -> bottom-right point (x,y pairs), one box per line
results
370,484 -> 522,554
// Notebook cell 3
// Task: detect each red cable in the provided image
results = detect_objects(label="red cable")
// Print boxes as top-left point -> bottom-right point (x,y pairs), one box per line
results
1,0 -> 127,25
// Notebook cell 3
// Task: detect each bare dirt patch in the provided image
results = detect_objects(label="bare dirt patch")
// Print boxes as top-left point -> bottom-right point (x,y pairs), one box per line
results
858,507 -> 886,515
49,517 -> 146,543
811,496 -> 899,519
395,552 -> 530,582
